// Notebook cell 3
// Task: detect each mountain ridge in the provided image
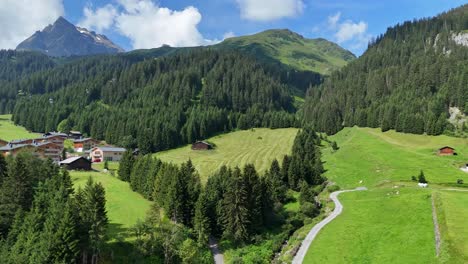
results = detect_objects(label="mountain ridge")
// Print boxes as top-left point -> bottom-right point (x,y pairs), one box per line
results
16,17 -> 124,57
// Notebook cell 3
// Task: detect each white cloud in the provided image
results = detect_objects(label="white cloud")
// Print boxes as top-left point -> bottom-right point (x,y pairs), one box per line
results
327,12 -> 341,29
223,31 -> 236,40
116,1 -> 206,49
325,12 -> 371,50
236,0 -> 304,22
78,4 -> 117,32
0,0 -> 64,49
80,0 -> 216,49
335,21 -> 368,43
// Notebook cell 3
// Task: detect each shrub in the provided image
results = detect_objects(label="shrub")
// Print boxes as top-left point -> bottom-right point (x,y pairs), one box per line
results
411,176 -> 417,181
457,179 -> 464,185
327,185 -> 340,193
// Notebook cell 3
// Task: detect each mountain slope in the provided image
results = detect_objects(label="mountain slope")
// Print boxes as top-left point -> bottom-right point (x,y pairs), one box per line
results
16,17 -> 123,57
216,29 -> 356,75
304,4 -> 468,135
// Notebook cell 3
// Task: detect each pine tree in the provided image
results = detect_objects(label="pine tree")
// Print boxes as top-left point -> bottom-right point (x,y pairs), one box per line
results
220,167 -> 249,243
118,149 -> 135,182
193,191 -> 210,246
418,170 -> 428,184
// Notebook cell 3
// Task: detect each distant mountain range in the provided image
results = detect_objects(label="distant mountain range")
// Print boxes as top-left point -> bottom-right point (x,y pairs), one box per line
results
215,29 -> 356,75
14,17 -> 354,74
16,17 -> 123,57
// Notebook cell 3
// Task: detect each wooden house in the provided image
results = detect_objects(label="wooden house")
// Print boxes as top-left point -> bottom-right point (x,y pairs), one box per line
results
60,156 -> 92,171
69,131 -> 83,140
73,138 -> 100,152
438,146 -> 456,156
191,141 -> 213,150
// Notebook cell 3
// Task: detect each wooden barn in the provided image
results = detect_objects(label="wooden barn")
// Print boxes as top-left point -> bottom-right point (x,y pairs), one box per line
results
438,146 -> 456,156
60,156 -> 92,171
192,141 -> 213,150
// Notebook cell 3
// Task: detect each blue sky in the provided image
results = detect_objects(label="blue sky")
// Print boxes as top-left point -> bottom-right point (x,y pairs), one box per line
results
1,0 -> 466,56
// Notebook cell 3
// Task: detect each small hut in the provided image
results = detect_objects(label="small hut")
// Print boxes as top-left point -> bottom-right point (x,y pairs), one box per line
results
191,141 -> 213,150
437,146 -> 456,156
60,156 -> 92,171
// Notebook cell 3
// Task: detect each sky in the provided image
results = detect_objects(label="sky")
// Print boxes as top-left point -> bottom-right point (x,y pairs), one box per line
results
0,0 -> 466,56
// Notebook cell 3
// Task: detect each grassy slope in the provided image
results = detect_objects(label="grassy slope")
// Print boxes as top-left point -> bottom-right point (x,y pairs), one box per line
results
218,29 -> 355,75
305,188 -> 437,264
322,127 -> 467,188
156,128 -> 298,180
303,127 -> 468,263
71,169 -> 151,242
0,114 -> 40,141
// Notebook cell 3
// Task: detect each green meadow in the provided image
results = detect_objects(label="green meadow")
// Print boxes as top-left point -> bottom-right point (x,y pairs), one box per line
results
70,169 -> 151,242
322,127 -> 467,188
0,114 -> 40,141
156,128 -> 299,180
304,127 -> 468,263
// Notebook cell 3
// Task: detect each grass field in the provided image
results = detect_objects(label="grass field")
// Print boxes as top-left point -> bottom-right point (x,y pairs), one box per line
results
303,127 -> 468,264
71,170 -> 151,242
0,114 -> 40,141
305,188 -> 437,263
322,127 -> 468,189
156,128 -> 298,180
436,190 -> 468,263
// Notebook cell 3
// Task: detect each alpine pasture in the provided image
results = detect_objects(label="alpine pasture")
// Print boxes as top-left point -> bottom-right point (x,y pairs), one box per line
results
304,127 -> 468,263
0,114 -> 40,141
156,128 -> 299,180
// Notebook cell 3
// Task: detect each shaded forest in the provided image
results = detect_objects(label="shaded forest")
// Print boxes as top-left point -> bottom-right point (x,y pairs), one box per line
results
304,5 -> 468,135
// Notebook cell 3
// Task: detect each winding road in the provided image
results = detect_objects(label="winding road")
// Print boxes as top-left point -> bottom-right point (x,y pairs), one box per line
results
209,237 -> 224,264
292,187 -> 368,264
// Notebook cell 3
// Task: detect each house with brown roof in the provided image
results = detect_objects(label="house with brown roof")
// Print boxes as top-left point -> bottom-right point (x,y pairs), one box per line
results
0,139 -> 7,147
438,146 -> 456,156
192,141 -> 213,150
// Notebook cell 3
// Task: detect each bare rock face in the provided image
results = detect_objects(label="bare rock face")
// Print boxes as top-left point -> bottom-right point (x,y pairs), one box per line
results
16,17 -> 124,57
452,32 -> 468,47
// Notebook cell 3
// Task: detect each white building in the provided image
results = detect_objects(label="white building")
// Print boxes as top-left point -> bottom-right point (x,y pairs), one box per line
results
90,147 -> 126,162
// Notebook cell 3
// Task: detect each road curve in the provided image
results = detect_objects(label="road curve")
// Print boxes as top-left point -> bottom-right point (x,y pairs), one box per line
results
209,237 -> 224,264
292,187 -> 367,264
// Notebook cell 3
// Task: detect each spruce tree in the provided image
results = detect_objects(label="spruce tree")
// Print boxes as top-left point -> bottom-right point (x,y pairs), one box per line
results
118,149 -> 135,182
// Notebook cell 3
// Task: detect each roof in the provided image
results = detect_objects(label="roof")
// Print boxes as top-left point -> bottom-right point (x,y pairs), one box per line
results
193,141 -> 212,146
43,132 -> 68,137
0,143 -> 34,151
73,138 -> 97,143
69,131 -> 82,134
439,146 -> 455,150
93,147 -> 126,152
60,156 -> 91,165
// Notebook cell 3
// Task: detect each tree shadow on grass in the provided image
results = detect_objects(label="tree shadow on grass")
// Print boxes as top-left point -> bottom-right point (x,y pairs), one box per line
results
101,223 -> 156,264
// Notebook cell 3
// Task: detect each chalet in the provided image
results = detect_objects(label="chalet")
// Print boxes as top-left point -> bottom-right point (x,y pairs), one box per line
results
438,146 -> 456,156
60,156 -> 92,171
90,147 -> 126,162
43,131 -> 68,138
34,141 -> 62,162
0,144 -> 35,157
0,141 -> 62,161
38,134 -> 67,149
69,131 -> 83,140
73,138 -> 100,152
0,139 -> 7,147
192,141 -> 213,150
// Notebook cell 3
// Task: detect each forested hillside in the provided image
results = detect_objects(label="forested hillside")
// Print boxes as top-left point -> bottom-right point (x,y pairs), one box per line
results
304,5 -> 468,135
0,51 -> 56,112
12,51 -> 301,153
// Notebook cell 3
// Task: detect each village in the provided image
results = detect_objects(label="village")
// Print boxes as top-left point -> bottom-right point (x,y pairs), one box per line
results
0,130 -> 126,171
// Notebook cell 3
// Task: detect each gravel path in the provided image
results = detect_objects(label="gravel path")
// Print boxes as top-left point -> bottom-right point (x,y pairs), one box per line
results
292,187 -> 367,264
209,237 -> 224,264
431,194 -> 441,256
